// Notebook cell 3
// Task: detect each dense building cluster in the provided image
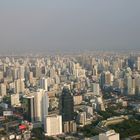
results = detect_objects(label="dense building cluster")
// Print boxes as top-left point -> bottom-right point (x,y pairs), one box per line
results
0,52 -> 140,139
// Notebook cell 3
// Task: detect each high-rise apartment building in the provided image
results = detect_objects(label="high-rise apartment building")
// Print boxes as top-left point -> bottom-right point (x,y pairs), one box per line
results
14,79 -> 25,94
44,114 -> 62,136
91,82 -> 100,95
40,77 -> 48,91
125,76 -> 135,95
19,66 -> 25,80
34,89 -> 49,122
11,94 -> 20,106
63,120 -> 77,133
0,83 -> 6,97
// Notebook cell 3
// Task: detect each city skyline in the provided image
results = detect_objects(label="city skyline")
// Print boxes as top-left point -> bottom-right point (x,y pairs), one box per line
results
0,53 -> 140,139
1,1 -> 140,139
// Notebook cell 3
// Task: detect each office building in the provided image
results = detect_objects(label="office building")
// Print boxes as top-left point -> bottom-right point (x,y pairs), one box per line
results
60,87 -> 74,122
34,89 -> 49,122
22,95 -> 35,122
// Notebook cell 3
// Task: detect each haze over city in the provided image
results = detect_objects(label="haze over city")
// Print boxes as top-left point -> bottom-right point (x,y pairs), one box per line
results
0,0 -> 140,54
1,1 -> 140,140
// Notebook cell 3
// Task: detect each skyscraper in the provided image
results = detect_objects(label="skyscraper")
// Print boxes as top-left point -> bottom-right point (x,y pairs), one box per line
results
40,77 -> 48,91
22,90 -> 49,123
100,72 -> 105,89
22,95 -> 35,122
125,75 -> 135,95
60,87 -> 74,122
19,65 -> 25,80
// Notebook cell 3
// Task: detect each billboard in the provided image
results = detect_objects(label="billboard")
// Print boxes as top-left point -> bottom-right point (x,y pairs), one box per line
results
3,111 -> 13,116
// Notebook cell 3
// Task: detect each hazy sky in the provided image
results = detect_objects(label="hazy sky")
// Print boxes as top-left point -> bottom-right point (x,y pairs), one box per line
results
0,0 -> 140,54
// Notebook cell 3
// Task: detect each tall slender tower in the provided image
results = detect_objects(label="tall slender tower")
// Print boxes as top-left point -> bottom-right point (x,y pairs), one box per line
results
60,87 -> 74,122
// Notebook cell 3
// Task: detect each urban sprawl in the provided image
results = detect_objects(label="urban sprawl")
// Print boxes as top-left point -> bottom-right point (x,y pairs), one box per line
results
0,52 -> 140,140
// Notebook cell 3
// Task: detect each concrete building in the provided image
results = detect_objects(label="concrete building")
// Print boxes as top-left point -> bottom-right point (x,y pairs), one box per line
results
0,71 -> 4,81
94,96 -> 105,111
19,65 -> 25,80
34,89 -> 49,122
40,77 -> 48,91
63,120 -> 77,133
77,112 -> 86,126
73,95 -> 83,105
91,83 -> 100,95
99,130 -> 119,140
125,75 -> 135,95
0,83 -> 6,97
11,94 -> 20,106
105,71 -> 114,86
44,114 -> 62,136
14,79 -> 25,94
